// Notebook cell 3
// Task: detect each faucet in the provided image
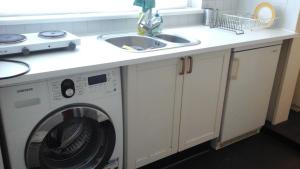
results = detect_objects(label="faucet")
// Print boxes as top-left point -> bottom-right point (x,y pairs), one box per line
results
138,9 -> 163,36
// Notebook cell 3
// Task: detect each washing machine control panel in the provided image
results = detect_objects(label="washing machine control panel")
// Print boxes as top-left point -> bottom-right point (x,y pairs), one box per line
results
49,68 -> 120,101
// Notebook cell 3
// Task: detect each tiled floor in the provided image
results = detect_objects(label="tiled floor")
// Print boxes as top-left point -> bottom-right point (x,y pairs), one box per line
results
140,132 -> 300,169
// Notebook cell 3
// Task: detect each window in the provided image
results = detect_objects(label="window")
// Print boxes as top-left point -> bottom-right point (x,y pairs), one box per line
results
0,0 -> 190,16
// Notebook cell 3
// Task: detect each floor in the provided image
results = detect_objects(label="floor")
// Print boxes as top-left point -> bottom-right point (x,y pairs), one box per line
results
266,110 -> 300,145
140,131 -> 300,169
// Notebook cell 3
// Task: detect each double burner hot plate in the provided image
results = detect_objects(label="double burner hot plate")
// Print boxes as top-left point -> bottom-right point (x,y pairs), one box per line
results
0,30 -> 67,45
0,30 -> 80,56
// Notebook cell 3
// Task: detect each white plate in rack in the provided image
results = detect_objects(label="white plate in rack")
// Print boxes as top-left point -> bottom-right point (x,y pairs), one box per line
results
253,2 -> 276,28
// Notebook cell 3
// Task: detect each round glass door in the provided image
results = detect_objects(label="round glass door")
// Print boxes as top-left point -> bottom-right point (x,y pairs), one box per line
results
25,104 -> 116,169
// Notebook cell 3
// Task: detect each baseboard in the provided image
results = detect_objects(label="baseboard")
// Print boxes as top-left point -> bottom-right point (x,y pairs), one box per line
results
211,128 -> 261,150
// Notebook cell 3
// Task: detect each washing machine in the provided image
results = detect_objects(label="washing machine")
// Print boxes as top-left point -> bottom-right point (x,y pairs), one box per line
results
0,68 -> 123,169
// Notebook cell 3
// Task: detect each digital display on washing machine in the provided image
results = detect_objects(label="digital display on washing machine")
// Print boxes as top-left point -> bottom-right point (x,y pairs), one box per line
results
88,74 -> 107,85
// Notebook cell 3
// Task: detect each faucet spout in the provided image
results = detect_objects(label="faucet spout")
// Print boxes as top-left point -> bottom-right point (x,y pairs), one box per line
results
138,9 -> 163,36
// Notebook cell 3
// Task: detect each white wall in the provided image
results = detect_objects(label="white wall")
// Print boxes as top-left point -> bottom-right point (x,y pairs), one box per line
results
282,0 -> 300,31
1,0 -> 299,35
202,0 -> 239,11
237,0 -> 287,16
237,0 -> 300,30
263,0 -> 300,124
203,0 -> 300,31
0,14 -> 202,35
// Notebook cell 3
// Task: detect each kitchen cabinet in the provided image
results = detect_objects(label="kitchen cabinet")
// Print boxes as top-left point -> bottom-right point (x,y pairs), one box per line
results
216,44 -> 281,148
179,53 -> 229,151
123,59 -> 183,169
123,50 -> 230,169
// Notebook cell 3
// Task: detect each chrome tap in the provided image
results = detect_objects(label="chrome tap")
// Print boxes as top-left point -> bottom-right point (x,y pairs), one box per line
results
138,9 -> 163,36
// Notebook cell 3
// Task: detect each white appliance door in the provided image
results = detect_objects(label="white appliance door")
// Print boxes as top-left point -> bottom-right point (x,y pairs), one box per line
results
221,45 -> 281,142
25,104 -> 116,169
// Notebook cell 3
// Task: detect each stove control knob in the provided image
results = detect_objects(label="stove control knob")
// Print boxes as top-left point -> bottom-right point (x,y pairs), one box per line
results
68,42 -> 76,50
61,79 -> 75,98
22,47 -> 30,56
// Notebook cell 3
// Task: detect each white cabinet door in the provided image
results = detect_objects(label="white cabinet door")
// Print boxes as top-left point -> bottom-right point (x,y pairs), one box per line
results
124,58 -> 183,169
179,51 -> 230,151
220,45 -> 281,142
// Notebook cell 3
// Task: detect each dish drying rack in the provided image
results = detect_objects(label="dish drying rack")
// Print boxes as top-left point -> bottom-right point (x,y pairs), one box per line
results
210,10 -> 278,35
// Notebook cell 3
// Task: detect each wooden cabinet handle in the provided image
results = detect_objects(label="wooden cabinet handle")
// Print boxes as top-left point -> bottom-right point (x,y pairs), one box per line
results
179,57 -> 185,75
187,56 -> 193,74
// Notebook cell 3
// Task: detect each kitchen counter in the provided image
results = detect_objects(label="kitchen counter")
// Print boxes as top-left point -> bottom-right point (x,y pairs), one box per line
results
0,26 -> 297,87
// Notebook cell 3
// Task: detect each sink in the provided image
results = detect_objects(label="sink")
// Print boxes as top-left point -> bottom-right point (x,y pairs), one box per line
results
155,34 -> 191,43
103,35 -> 166,51
100,33 -> 201,52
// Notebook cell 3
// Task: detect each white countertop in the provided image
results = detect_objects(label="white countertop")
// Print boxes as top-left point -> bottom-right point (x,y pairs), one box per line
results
0,26 -> 297,87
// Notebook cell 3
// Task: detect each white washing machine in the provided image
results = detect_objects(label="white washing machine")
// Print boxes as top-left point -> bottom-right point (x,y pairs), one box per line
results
0,68 -> 123,169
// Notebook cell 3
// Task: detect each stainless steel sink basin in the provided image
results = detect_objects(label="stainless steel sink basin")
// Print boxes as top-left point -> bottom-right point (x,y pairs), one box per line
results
99,33 -> 201,52
155,34 -> 191,43
104,35 -> 167,51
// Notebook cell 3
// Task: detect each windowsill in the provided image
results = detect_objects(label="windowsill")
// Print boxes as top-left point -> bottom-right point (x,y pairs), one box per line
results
0,8 -> 203,26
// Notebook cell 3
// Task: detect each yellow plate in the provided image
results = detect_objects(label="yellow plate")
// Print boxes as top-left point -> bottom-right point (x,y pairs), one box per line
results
253,2 -> 276,28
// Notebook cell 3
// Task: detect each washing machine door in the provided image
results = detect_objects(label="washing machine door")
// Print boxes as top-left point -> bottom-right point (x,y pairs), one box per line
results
25,104 -> 116,169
